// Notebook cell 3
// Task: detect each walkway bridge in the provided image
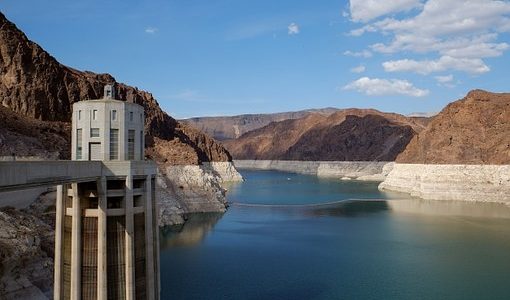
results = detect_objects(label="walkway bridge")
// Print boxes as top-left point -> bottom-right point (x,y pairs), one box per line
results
0,160 -> 156,192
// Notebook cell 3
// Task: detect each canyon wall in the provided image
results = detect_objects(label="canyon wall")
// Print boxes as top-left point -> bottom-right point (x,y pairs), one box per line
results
380,90 -> 510,203
223,109 -> 428,161
234,160 -> 393,181
379,164 -> 510,203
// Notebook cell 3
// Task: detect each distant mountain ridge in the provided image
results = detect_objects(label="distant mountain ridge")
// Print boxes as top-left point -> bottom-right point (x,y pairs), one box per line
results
181,107 -> 340,140
222,108 -> 430,161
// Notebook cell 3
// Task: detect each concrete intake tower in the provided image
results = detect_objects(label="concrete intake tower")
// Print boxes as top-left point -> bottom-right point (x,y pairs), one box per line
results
53,84 -> 160,299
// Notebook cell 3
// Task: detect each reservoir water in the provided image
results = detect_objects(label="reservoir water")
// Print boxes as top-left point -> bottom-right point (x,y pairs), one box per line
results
160,170 -> 510,300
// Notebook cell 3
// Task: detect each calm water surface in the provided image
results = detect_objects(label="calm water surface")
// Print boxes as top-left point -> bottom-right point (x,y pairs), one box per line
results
160,170 -> 510,300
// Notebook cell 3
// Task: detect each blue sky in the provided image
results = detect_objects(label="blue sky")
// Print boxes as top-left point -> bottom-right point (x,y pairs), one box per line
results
2,0 -> 510,118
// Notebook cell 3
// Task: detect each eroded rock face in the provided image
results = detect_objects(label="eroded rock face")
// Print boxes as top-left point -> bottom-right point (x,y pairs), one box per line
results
379,164 -> 510,203
397,90 -> 510,164
224,109 -> 428,161
0,191 -> 56,299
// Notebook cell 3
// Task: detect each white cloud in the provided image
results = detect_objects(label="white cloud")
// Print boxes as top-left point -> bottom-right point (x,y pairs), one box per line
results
343,50 -> 373,58
145,27 -> 158,34
349,0 -> 422,23
435,74 -> 454,84
348,0 -> 510,74
350,65 -> 366,73
344,77 -> 429,97
382,56 -> 490,75
288,23 -> 300,35
434,74 -> 457,88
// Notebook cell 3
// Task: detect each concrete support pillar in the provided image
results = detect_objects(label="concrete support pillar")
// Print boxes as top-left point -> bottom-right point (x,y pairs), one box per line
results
125,175 -> 135,300
97,177 -> 107,300
153,180 -> 161,300
70,183 -> 81,300
54,184 -> 65,300
144,176 -> 155,300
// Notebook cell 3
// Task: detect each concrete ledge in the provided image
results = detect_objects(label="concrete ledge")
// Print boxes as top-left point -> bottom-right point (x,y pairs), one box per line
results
0,160 -> 157,192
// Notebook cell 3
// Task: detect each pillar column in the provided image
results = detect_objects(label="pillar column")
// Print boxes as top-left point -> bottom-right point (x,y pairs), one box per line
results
70,183 -> 81,300
125,174 -> 135,300
54,184 -> 65,300
153,179 -> 161,300
144,176 -> 155,299
97,177 -> 107,300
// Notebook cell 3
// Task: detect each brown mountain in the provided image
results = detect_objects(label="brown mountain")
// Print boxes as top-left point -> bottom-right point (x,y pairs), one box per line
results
223,108 -> 429,161
181,108 -> 340,140
0,12 -> 230,164
397,90 -> 510,164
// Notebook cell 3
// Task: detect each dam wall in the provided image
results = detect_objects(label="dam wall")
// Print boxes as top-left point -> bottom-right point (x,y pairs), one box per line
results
233,160 -> 393,181
379,163 -> 510,203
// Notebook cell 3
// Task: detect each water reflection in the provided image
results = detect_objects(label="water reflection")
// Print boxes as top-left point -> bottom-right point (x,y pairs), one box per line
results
388,198 -> 510,219
309,198 -> 510,219
307,200 -> 390,217
160,213 -> 223,249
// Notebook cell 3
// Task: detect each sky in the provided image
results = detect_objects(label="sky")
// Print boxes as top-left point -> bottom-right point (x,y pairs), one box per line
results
2,0 -> 510,118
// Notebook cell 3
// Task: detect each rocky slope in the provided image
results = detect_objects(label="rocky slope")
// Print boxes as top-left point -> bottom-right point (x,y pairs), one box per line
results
0,191 -> 55,299
224,109 -> 429,161
397,90 -> 510,164
181,108 -> 340,140
380,90 -> 510,203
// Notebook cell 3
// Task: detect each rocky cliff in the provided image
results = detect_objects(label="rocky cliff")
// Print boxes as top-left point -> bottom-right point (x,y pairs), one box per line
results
381,90 -> 510,203
224,109 -> 428,161
181,108 -> 340,140
397,90 -> 510,164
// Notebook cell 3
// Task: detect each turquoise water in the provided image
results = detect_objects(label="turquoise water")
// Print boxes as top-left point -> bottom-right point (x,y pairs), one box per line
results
160,170 -> 510,300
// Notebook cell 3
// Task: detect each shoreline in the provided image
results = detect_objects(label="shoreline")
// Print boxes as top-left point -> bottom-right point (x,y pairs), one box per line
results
233,160 -> 393,181
379,163 -> 510,204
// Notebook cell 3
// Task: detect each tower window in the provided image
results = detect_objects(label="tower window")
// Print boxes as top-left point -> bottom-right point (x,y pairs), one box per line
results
92,110 -> 98,120
110,129 -> 119,160
111,110 -> 117,121
78,110 -> 82,120
140,131 -> 144,160
76,129 -> 82,159
129,111 -> 134,121
128,130 -> 135,160
90,128 -> 100,138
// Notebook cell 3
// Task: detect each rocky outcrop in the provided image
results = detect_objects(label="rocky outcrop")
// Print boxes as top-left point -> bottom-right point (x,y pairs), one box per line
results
156,162 -> 242,226
380,90 -> 510,202
201,162 -> 244,182
379,164 -> 510,203
234,160 -> 393,181
182,108 -> 340,140
397,90 -> 510,164
0,106 -> 70,159
223,109 -> 429,161
0,191 -> 56,299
